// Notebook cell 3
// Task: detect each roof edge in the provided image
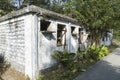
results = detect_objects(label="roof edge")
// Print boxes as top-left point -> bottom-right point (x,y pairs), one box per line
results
0,5 -> 80,24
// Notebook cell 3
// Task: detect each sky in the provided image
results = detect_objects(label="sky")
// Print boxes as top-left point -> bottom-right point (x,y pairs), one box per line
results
13,0 -> 62,7
13,0 -> 24,7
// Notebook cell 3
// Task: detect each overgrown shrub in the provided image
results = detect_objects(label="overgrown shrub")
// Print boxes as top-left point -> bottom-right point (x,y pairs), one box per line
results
37,74 -> 43,80
77,47 -> 87,59
0,54 -> 5,64
0,54 -> 6,76
44,45 -> 110,80
25,75 -> 30,80
87,45 -> 109,60
52,50 -> 76,67
0,53 -> 10,77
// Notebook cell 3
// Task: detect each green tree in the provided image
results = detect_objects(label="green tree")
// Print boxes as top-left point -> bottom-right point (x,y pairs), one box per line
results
50,0 -> 64,13
21,0 -> 67,13
63,0 -> 120,45
0,0 -> 16,16
20,0 -> 120,45
21,0 -> 51,9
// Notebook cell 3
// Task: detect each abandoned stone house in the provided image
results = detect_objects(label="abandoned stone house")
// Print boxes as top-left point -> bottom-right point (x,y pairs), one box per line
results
0,5 -> 83,80
0,5 -> 112,80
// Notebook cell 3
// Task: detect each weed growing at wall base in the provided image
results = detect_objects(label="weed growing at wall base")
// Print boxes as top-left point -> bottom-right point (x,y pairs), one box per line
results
0,53 -> 10,79
0,54 -> 6,75
52,50 -> 76,68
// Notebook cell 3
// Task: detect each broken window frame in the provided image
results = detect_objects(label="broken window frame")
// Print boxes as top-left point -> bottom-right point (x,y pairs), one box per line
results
79,28 -> 84,44
71,26 -> 77,36
40,20 -> 56,33
57,24 -> 67,46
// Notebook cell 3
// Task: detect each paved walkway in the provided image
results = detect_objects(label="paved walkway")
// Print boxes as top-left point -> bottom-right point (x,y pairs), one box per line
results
74,47 -> 120,80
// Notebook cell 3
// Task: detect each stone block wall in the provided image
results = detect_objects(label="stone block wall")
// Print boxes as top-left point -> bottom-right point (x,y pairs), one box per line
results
0,19 -> 25,73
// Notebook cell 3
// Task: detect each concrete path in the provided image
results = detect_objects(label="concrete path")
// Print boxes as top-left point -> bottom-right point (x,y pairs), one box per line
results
74,47 -> 120,80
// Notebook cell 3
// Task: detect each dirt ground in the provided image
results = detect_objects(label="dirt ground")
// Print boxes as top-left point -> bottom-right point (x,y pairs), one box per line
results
1,67 -> 26,80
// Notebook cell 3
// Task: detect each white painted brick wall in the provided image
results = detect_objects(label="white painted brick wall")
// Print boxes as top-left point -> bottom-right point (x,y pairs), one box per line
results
0,19 -> 25,73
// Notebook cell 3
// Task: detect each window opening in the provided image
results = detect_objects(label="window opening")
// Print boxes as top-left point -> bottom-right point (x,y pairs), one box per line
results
79,28 -> 84,43
40,20 -> 55,33
57,24 -> 66,46
71,26 -> 77,36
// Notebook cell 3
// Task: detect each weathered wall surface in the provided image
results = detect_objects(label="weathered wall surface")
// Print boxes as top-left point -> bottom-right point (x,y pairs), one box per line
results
38,19 -> 81,70
70,26 -> 79,53
0,14 -> 39,80
0,5 -> 81,80
0,14 -> 81,80
0,18 -> 25,72
38,20 -> 57,70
